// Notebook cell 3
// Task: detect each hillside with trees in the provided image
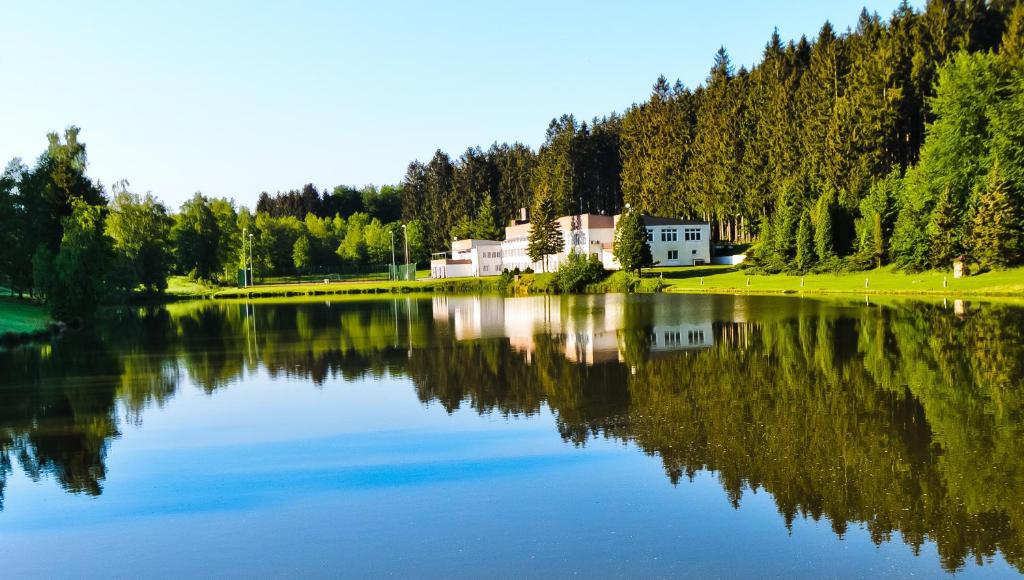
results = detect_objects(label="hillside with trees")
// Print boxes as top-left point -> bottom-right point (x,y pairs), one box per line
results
399,0 -> 1024,274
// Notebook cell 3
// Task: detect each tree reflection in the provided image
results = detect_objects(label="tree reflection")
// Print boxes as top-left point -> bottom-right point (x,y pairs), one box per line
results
0,295 -> 1021,572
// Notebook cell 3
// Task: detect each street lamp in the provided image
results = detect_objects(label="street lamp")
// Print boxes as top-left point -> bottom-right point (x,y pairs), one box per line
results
390,230 -> 396,280
242,228 -> 247,288
248,233 -> 255,286
401,224 -> 409,280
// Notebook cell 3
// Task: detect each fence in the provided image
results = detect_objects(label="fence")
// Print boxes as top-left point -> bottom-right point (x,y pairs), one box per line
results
388,263 -> 417,281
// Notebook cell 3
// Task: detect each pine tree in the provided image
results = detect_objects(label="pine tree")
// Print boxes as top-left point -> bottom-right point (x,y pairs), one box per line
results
970,161 -> 1022,269
927,186 -> 962,268
470,194 -> 502,240
795,209 -> 815,271
812,188 -> 836,263
613,210 -> 653,275
527,189 -> 564,272
1001,2 -> 1024,65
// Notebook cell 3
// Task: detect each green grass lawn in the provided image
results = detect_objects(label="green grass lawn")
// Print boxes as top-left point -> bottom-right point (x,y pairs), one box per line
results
654,264 -> 1024,297
165,276 -> 224,298
0,297 -> 50,335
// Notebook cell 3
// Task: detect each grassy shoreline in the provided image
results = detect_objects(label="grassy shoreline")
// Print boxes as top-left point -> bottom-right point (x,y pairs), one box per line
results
164,264 -> 1024,303
0,297 -> 54,344
656,265 -> 1024,298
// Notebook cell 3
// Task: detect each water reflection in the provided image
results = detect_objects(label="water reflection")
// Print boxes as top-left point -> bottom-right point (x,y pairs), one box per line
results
0,294 -> 1022,573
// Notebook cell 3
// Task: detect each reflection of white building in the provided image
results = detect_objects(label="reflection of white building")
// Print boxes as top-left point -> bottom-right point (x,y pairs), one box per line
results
430,211 -> 711,278
431,295 -> 713,365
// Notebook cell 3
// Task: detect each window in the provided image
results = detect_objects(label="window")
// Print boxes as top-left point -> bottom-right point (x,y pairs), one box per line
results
684,227 -> 701,241
664,331 -> 681,347
667,250 -> 679,260
646,228 -> 654,242
687,330 -> 705,345
661,228 -> 678,242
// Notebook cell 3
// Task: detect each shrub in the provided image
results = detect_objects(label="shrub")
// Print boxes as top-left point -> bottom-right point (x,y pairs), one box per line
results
553,251 -> 606,293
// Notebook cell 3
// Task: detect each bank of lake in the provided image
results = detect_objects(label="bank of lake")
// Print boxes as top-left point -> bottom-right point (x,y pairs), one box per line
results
166,264 -> 1024,302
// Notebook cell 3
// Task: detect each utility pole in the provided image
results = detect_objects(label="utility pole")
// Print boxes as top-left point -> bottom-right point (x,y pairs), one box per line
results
242,228 -> 248,287
248,233 -> 255,285
390,230 -> 396,280
401,224 -> 410,279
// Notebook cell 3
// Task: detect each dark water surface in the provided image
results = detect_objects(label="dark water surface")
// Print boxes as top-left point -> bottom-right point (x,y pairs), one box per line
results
1,294 -> 1023,578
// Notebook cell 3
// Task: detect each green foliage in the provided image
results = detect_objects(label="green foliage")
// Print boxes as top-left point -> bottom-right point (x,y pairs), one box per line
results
0,161 -> 26,294
292,235 -> 313,273
794,210 -> 814,272
970,161 -> 1023,270
172,193 -> 221,282
613,210 -> 653,274
527,189 -> 565,272
105,182 -> 172,294
45,200 -> 111,320
926,186 -> 963,268
552,250 -> 606,293
812,188 -> 836,263
451,194 -> 502,241
856,170 -> 899,267
403,219 -> 428,264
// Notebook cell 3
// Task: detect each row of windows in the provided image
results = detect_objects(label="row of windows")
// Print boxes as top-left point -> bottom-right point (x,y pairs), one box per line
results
658,329 -> 707,347
481,251 -> 501,259
645,227 -> 704,242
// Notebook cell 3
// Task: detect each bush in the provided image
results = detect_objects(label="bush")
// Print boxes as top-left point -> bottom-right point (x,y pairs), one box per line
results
553,251 -> 607,293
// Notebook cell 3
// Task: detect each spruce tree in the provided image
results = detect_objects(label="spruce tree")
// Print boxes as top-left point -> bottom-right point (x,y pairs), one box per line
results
795,210 -> 815,272
970,162 -> 1022,269
527,189 -> 564,272
613,210 -> 653,275
471,194 -> 502,240
926,186 -> 962,268
812,189 -> 836,263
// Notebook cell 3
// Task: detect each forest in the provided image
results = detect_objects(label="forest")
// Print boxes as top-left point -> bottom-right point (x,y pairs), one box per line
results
401,0 -> 1024,274
2,0 -> 1023,320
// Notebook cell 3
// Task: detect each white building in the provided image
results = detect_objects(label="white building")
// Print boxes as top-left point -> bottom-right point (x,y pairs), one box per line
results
430,238 -> 503,278
501,213 -> 616,273
429,211 -> 711,279
629,216 -> 712,268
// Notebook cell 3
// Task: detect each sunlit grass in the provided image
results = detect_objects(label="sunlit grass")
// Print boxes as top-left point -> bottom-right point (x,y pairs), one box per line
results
0,297 -> 50,334
656,264 -> 1024,297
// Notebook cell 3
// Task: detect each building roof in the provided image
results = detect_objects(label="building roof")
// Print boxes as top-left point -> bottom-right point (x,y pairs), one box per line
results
640,215 -> 710,226
452,238 -> 501,251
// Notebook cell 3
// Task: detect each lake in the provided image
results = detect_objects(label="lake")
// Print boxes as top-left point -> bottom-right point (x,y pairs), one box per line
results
1,293 -> 1022,578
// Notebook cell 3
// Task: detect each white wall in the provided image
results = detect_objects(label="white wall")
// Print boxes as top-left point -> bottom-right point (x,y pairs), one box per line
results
645,223 -> 711,266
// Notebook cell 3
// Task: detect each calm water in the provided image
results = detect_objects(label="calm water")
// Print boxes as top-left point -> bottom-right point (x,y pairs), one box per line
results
1,294 -> 1023,578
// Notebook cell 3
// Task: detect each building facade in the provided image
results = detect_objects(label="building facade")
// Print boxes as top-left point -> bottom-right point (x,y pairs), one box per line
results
430,212 -> 711,278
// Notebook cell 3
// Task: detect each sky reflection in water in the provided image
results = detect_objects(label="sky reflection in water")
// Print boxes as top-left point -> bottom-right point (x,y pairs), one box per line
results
0,294 -> 1021,578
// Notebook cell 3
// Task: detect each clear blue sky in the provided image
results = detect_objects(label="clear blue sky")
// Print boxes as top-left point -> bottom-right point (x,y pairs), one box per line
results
1,0 -> 922,209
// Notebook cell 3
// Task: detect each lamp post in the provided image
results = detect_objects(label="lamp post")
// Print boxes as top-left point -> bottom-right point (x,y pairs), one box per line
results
401,224 -> 409,280
242,228 -> 247,288
248,233 -> 255,285
390,230 -> 396,280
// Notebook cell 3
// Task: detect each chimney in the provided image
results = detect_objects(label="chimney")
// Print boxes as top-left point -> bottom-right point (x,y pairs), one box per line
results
520,207 -> 528,222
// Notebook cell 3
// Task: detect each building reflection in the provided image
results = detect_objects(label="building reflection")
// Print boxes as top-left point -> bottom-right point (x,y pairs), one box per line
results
430,295 -> 714,365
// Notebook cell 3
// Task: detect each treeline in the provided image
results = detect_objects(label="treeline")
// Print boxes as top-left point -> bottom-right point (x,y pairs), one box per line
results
400,0 -> 1024,272
0,129 -> 427,320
